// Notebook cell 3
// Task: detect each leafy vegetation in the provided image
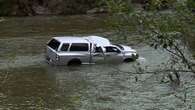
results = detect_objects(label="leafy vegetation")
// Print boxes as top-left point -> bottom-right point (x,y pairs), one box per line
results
0,0 -> 13,15
101,0 -> 133,13
103,0 -> 195,84
187,0 -> 195,11
145,0 -> 177,10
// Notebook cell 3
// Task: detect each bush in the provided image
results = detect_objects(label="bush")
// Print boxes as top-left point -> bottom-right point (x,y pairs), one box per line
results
131,0 -> 147,4
145,0 -> 177,10
102,0 -> 133,14
0,0 -> 13,16
132,0 -> 177,10
187,0 -> 195,11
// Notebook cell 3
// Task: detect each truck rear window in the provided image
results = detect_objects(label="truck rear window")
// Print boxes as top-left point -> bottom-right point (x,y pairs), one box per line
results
47,39 -> 60,51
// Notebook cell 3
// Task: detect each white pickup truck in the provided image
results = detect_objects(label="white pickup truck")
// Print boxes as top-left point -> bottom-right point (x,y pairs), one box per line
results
46,36 -> 138,65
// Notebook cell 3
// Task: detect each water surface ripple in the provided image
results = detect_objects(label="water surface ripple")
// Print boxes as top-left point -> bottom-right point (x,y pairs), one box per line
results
0,15 -> 194,110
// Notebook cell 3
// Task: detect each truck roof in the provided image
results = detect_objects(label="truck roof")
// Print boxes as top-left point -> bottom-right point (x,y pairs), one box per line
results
54,37 -> 89,43
84,36 -> 111,46
53,36 -> 111,46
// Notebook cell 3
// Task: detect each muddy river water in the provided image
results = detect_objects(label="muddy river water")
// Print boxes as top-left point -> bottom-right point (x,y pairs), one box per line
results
0,15 -> 195,110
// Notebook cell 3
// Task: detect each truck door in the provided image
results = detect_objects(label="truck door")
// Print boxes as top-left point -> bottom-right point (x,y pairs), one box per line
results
104,46 -> 123,63
92,46 -> 105,64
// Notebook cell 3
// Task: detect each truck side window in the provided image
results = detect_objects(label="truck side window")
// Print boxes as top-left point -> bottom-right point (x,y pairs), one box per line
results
95,47 -> 103,52
61,43 -> 69,51
105,46 -> 121,53
70,43 -> 89,51
47,39 -> 60,51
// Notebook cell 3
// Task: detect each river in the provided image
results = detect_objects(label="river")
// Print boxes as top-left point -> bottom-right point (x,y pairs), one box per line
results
0,15 -> 195,110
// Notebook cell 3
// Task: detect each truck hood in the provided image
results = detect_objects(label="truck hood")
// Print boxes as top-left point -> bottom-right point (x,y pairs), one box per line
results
120,45 -> 137,53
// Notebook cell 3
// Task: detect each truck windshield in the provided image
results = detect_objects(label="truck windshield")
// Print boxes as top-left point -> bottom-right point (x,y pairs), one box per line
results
47,39 -> 60,51
114,44 -> 124,50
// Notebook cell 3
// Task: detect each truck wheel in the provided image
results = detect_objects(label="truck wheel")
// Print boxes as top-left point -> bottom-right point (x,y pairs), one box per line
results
68,59 -> 82,66
124,58 -> 135,63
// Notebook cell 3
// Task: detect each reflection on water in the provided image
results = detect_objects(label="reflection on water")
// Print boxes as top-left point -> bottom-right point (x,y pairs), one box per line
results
0,15 -> 195,110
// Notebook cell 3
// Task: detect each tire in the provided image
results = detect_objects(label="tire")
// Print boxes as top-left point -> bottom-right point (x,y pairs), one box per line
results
123,58 -> 135,63
67,59 -> 82,66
